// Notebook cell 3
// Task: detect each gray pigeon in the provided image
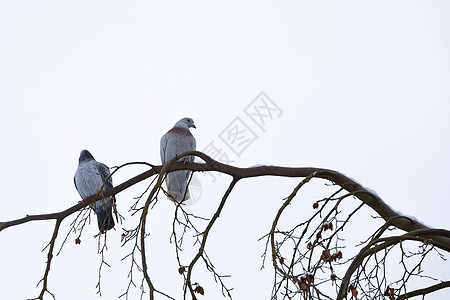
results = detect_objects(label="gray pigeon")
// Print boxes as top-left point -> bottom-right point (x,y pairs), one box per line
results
160,117 -> 196,202
74,150 -> 116,232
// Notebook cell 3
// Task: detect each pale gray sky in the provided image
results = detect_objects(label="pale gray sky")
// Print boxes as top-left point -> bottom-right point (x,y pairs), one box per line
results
1,1 -> 449,299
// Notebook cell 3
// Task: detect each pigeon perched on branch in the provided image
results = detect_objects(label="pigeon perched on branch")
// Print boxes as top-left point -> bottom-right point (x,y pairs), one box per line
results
160,117 -> 197,202
74,150 -> 116,232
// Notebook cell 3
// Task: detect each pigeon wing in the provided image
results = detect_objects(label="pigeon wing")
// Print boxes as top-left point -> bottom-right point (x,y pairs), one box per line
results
97,162 -> 113,191
160,133 -> 169,164
95,161 -> 116,230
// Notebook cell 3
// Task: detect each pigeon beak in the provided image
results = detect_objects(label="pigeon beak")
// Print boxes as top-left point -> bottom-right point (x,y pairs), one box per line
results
192,125 -> 196,129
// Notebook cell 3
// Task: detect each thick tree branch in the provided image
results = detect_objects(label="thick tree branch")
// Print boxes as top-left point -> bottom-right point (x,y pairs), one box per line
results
1,151 -> 443,243
397,281 -> 450,299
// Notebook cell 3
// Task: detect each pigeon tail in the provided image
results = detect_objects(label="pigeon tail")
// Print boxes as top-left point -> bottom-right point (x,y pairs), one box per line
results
166,171 -> 191,203
95,201 -> 115,232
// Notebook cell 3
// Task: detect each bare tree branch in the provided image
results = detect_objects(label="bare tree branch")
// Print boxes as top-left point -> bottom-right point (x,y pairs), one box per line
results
27,218 -> 62,300
185,177 -> 238,299
397,281 -> 450,299
337,228 -> 450,300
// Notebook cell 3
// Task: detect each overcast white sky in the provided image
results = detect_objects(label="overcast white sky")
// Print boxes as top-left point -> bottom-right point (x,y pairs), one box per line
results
1,1 -> 449,299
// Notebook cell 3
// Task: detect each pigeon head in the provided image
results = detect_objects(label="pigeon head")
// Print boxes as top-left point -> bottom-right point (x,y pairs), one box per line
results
174,117 -> 196,129
79,150 -> 95,163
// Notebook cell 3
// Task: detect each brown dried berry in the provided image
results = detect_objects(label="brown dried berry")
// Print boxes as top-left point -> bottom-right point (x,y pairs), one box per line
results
305,273 -> 314,283
75,237 -> 81,244
279,257 -> 285,265
321,249 -> 330,262
194,285 -> 204,295
178,266 -> 186,274
298,277 -> 308,291
384,286 -> 395,297
313,202 -> 319,209
348,285 -> 358,297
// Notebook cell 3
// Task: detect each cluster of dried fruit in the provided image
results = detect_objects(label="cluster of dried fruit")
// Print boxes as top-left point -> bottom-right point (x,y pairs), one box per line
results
294,273 -> 315,291
384,286 -> 395,300
322,221 -> 333,231
320,249 -> 343,263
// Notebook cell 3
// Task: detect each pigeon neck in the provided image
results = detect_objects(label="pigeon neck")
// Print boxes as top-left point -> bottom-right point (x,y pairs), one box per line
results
173,123 -> 189,129
169,126 -> 192,136
79,157 -> 94,164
